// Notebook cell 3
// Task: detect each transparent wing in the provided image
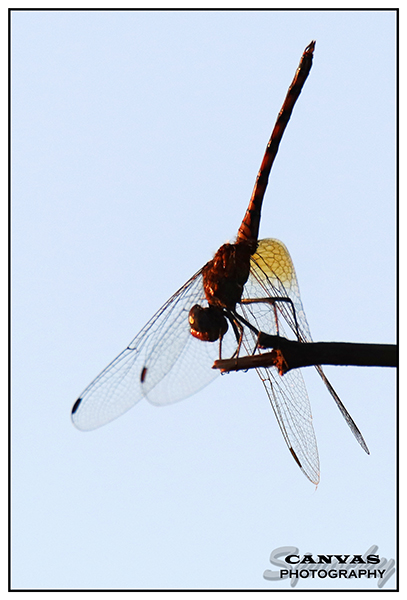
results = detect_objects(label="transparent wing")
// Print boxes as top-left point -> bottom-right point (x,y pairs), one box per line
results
238,238 -> 367,483
72,268 -> 237,431
257,367 -> 320,484
246,238 -> 312,341
250,239 -> 368,454
234,239 -> 319,483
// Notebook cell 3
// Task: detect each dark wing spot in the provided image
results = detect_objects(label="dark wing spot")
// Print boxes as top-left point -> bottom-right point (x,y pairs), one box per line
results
140,367 -> 147,383
289,446 -> 302,468
71,397 -> 82,415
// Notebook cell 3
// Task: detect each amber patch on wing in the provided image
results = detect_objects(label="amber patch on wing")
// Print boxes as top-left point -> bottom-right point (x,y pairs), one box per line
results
251,238 -> 295,284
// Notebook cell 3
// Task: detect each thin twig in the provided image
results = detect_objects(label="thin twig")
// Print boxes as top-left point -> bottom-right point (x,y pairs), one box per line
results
213,336 -> 397,375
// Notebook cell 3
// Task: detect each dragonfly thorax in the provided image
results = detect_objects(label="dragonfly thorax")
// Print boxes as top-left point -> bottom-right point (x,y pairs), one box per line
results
201,242 -> 253,310
189,242 -> 253,343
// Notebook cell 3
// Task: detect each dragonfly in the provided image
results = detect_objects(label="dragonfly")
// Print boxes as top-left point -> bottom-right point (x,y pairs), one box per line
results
72,41 -> 369,484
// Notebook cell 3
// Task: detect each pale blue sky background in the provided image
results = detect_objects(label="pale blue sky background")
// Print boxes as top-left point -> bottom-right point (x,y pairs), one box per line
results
12,10 -> 396,590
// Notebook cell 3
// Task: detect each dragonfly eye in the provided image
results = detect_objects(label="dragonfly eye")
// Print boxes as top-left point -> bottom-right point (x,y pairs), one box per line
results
188,304 -> 228,342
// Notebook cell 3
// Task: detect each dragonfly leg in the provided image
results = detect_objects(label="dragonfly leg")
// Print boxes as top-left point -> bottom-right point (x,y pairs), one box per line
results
231,317 -> 244,359
218,333 -> 224,360
225,308 -> 264,358
217,320 -> 242,360
241,296 -> 300,340
230,308 -> 261,337
222,309 -> 253,359
273,303 -> 280,336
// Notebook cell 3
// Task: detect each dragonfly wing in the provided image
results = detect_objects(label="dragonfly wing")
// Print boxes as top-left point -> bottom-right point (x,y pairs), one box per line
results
72,269 -> 229,431
246,238 -> 312,341
257,366 -> 320,484
140,278 -> 238,406
242,238 -> 368,462
234,240 -> 319,482
315,365 -> 369,454
72,345 -> 148,432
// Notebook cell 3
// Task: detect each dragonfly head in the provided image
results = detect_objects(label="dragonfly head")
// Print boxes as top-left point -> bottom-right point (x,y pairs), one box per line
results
188,304 -> 228,342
